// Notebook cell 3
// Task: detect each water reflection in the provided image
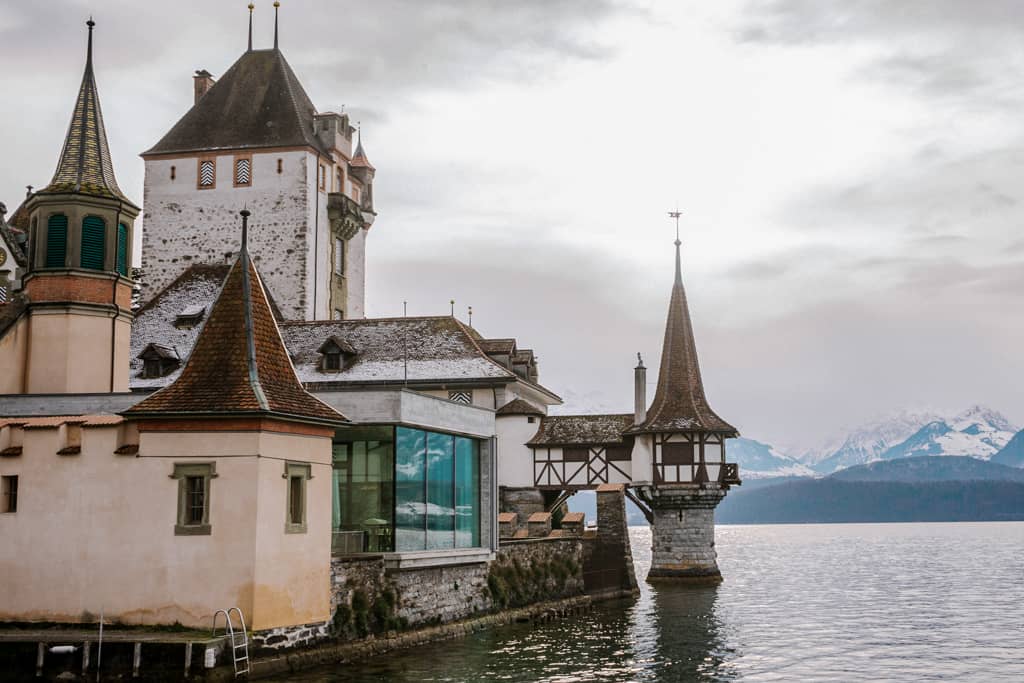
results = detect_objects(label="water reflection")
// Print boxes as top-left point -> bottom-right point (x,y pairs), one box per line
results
644,585 -> 737,682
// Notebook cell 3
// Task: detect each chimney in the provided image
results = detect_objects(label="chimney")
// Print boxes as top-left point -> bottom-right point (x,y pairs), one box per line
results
634,353 -> 647,425
193,70 -> 215,105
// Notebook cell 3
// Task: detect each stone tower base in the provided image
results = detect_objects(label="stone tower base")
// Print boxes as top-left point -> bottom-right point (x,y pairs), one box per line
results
640,484 -> 727,582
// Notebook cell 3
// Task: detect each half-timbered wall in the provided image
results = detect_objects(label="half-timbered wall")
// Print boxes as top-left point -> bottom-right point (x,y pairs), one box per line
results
531,444 -> 633,490
652,432 -> 727,485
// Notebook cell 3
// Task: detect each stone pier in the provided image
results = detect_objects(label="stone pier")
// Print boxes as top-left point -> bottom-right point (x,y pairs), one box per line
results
641,484 -> 727,582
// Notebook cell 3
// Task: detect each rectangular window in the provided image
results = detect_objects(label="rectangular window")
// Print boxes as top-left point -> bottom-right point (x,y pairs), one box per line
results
426,432 -> 455,550
116,223 -> 129,277
661,442 -> 694,466
45,214 -> 68,268
606,445 -> 632,461
563,447 -> 589,462
198,158 -> 216,189
80,216 -> 106,271
448,391 -> 472,405
0,278 -> 8,304
455,437 -> 480,548
284,462 -> 311,533
334,237 -> 345,275
234,155 -> 252,187
2,475 -> 17,513
333,309 -> 344,321
319,164 -> 327,191
395,427 -> 427,551
172,463 -> 216,535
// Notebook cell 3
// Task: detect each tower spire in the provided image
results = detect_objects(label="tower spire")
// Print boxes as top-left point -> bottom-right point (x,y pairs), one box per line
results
669,208 -> 682,283
273,1 -> 280,50
40,17 -> 128,202
247,3 -> 254,51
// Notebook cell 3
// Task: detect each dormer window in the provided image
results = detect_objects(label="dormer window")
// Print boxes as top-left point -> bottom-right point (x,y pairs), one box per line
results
174,304 -> 206,329
317,337 -> 357,373
138,343 -> 182,379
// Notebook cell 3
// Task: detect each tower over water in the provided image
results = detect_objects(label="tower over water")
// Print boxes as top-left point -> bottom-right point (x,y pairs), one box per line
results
139,5 -> 375,321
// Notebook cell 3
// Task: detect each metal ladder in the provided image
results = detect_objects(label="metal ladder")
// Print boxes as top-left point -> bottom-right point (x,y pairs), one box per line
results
212,607 -> 249,677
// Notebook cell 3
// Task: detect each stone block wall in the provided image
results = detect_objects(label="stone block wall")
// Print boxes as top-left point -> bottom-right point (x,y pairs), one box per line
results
643,484 -> 726,581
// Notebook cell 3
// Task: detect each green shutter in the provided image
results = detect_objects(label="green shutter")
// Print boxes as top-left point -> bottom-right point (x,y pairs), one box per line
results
45,215 -> 68,268
81,216 -> 106,270
116,223 -> 129,276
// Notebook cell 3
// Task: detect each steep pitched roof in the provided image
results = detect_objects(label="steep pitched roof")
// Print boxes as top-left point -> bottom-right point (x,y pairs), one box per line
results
124,219 -> 345,425
528,414 -> 634,446
143,49 -> 329,156
350,136 -> 375,171
496,398 -> 545,417
631,241 -> 737,435
39,20 -> 131,204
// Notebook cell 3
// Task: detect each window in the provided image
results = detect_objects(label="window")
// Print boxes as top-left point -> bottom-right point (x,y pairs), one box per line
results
352,186 -> 361,203
318,337 -> 356,372
45,214 -> 68,268
2,475 -> 16,513
170,165 -> 176,181
606,445 -> 632,461
448,391 -> 472,405
662,442 -> 694,466
527,416 -> 536,424
333,309 -> 344,321
171,463 -> 216,535
324,352 -> 341,371
276,158 -> 283,174
81,216 -> 106,270
318,164 -> 327,191
284,462 -> 311,533
334,237 -> 345,275
332,427 -> 395,553
234,155 -> 252,187
198,158 -> 216,189
0,276 -> 8,304
563,447 -> 589,463
336,168 -> 344,193
116,223 -> 129,277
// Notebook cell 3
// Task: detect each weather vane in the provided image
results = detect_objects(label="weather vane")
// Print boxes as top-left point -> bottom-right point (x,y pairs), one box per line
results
668,206 -> 682,246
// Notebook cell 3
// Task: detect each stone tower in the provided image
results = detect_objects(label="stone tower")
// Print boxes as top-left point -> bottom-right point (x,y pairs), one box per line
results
632,233 -> 740,582
139,15 -> 375,321
18,19 -> 138,393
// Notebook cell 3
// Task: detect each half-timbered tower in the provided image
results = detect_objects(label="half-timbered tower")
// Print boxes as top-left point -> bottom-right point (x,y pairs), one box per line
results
0,20 -> 138,394
628,234 -> 740,581
139,11 -> 376,321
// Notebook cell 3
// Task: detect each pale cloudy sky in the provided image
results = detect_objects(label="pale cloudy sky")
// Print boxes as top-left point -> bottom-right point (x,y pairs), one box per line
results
1,1 -> 1021,451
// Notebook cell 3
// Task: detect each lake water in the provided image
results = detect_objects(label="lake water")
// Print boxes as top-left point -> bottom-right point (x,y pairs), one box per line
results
278,522 -> 1024,682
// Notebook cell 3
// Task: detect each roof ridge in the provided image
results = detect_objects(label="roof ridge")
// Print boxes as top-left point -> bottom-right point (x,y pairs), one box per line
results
451,317 -> 518,379
273,50 -> 322,155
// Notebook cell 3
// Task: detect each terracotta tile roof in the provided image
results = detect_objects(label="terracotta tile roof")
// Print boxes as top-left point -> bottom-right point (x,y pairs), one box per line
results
528,512 -> 551,523
125,239 -> 346,425
497,512 -> 517,523
561,512 -> 585,524
350,136 -> 375,171
630,242 -> 738,436
527,414 -> 634,446
495,399 -> 545,417
143,49 -> 329,156
0,415 -> 123,429
38,21 -> 132,205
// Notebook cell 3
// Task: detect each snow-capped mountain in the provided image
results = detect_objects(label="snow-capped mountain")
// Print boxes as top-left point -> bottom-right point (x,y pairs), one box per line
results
810,410 -> 942,474
727,438 -> 814,479
992,430 -> 1024,468
879,406 -> 1018,462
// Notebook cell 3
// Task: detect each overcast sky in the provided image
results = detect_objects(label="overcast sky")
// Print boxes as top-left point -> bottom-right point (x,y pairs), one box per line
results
1,0 -> 1021,451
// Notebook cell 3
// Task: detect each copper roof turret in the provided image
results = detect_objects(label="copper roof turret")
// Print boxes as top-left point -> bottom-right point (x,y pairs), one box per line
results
630,230 -> 737,436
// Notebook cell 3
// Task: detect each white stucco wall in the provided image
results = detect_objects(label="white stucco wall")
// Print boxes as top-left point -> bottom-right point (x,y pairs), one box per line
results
495,414 -> 539,488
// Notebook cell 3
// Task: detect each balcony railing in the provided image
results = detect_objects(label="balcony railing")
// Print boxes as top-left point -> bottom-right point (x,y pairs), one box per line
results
721,463 -> 741,485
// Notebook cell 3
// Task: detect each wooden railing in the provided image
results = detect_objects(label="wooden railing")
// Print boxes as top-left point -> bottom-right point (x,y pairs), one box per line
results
721,463 -> 741,484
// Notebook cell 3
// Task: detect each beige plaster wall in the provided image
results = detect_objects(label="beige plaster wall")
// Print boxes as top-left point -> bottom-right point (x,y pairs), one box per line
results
495,414 -> 540,488
0,315 -> 28,394
24,311 -> 130,394
0,424 -> 333,631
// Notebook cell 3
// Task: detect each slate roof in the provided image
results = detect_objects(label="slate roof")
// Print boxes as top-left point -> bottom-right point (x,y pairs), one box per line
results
124,236 -> 345,425
630,242 -> 737,436
143,49 -> 330,156
39,21 -> 131,204
478,338 -> 516,355
496,399 -> 545,417
527,414 -> 634,446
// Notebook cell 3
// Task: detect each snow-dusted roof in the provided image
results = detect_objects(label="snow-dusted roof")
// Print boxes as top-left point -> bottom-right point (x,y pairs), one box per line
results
528,414 -> 634,446
282,317 -> 516,385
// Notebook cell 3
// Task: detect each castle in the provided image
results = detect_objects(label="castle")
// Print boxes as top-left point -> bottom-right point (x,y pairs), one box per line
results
0,13 -> 739,658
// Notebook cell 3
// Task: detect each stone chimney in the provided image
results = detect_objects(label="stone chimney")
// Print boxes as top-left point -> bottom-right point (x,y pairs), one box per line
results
634,353 -> 647,425
193,70 -> 215,105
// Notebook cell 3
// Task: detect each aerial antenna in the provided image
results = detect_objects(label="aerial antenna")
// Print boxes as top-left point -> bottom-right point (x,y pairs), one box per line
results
450,299 -> 455,316
668,206 -> 683,281
247,3 -> 254,51
668,206 -> 682,246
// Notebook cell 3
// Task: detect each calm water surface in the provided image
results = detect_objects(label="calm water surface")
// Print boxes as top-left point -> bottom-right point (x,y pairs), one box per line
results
278,523 -> 1024,682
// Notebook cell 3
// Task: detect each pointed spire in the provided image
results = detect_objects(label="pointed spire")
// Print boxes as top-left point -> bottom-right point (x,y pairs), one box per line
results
630,215 -> 737,435
41,18 -> 129,202
124,210 -> 346,425
273,1 -> 280,50
247,3 -> 254,51
351,125 -> 375,170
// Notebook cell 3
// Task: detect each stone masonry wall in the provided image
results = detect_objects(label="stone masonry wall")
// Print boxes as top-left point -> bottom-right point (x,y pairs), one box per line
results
644,484 -> 726,580
141,151 -> 315,320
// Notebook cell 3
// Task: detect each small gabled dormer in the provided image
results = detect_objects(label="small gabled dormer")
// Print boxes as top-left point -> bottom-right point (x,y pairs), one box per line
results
174,303 -> 206,329
317,336 -> 357,373
138,343 -> 181,379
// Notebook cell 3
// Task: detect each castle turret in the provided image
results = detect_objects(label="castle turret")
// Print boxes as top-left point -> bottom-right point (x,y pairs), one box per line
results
20,19 -> 138,393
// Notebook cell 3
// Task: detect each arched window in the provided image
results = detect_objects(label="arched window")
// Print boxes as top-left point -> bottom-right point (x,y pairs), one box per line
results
116,223 -> 129,277
81,216 -> 106,270
45,214 -> 68,268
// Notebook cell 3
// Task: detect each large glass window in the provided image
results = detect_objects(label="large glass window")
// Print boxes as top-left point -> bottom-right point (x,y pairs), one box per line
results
332,426 -> 394,553
426,433 -> 455,550
455,437 -> 480,548
395,427 -> 426,551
